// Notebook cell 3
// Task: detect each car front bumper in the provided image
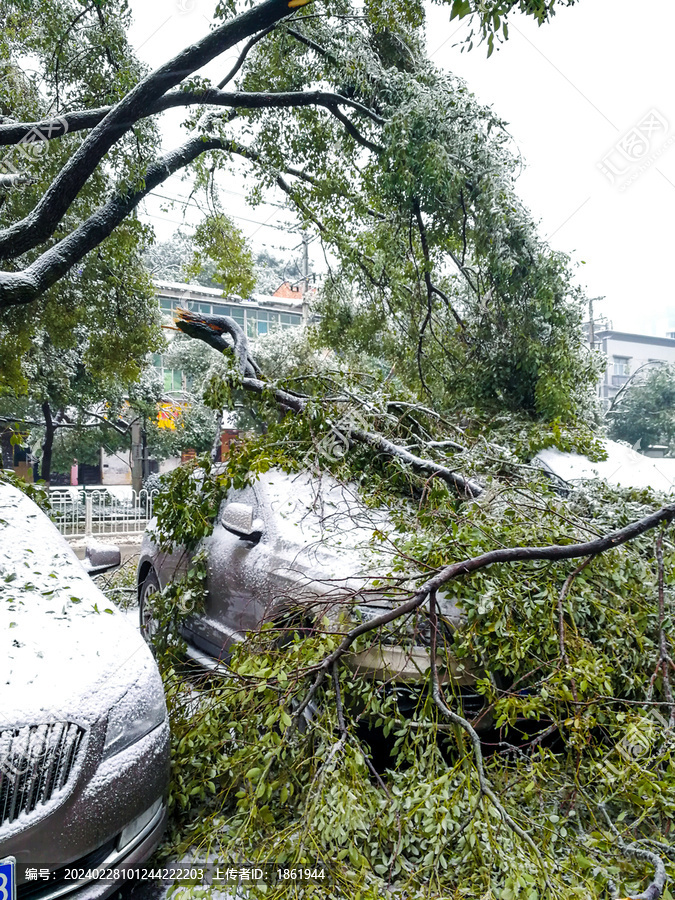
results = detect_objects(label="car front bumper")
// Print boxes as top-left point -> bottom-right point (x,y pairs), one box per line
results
1,720 -> 170,900
346,643 -> 478,685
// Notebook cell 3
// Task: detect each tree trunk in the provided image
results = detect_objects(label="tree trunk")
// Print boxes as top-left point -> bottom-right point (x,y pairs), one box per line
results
40,401 -> 54,485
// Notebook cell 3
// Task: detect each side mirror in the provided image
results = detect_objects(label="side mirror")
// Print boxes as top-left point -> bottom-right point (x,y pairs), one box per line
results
221,502 -> 264,540
82,539 -> 121,575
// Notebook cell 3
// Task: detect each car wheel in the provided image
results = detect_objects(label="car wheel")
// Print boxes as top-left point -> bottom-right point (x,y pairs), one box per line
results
139,567 -> 161,644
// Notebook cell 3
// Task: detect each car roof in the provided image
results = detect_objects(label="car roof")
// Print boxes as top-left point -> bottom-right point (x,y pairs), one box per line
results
250,468 -> 390,542
535,439 -> 675,494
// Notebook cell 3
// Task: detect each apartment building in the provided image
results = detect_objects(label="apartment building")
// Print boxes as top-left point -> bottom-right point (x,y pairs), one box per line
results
593,329 -> 675,407
153,279 -> 305,391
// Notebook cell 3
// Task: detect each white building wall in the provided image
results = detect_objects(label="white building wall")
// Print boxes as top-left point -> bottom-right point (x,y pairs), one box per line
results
100,448 -> 132,485
597,331 -> 675,405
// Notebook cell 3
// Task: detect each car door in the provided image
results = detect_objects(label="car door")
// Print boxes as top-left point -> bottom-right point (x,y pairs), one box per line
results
183,483 -> 275,659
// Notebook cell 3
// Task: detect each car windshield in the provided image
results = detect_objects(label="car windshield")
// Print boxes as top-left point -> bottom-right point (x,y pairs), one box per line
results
261,470 -> 390,548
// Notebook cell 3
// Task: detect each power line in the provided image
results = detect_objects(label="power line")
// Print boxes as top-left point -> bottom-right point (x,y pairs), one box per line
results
149,187 -> 288,211
141,201 -> 296,233
141,211 -> 299,247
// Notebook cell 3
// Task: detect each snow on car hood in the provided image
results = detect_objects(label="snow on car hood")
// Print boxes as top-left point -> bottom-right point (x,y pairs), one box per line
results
256,470 -> 401,587
0,484 -> 157,725
535,439 -> 675,494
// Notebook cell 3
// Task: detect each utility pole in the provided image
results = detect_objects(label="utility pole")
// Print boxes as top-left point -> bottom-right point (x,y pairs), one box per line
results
589,297 -> 594,349
131,419 -> 143,495
588,296 -> 605,349
301,232 -> 309,324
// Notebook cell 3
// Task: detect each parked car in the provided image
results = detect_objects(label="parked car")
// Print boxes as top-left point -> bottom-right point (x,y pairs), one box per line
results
0,481 -> 170,900
535,438 -> 675,494
138,468 -> 484,717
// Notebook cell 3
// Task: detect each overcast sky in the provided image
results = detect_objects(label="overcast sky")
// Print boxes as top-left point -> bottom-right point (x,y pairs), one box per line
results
128,0 -> 675,335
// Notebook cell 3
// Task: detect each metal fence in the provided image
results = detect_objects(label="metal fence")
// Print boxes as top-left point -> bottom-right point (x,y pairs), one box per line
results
48,488 -> 157,538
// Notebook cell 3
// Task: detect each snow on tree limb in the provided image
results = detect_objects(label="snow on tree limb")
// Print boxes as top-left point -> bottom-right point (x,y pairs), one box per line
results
0,0 -> 305,261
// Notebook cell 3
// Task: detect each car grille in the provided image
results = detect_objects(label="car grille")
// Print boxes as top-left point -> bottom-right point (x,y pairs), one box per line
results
0,722 -> 85,827
17,838 -> 117,900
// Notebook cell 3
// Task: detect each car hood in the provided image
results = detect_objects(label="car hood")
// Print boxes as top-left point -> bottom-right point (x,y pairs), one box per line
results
260,469 -> 403,588
0,485 -> 156,726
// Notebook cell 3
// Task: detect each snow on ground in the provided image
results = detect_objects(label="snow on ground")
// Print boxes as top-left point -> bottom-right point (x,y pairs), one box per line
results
535,439 -> 675,494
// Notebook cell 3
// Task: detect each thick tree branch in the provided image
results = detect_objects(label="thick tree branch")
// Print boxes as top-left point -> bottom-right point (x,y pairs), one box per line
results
0,89 -> 384,147
0,134 -> 234,306
0,131 -> 324,308
172,310 -> 483,498
300,494 -> 675,695
0,0 -> 304,261
600,803 -> 667,900
348,426 -> 482,497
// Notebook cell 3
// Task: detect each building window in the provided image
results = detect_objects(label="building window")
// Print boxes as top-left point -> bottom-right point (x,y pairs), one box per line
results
613,356 -> 630,376
163,369 -> 184,392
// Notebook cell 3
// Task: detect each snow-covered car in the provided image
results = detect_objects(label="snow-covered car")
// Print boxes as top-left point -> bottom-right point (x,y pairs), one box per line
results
0,482 -> 170,900
535,438 -> 675,494
138,468 -> 483,714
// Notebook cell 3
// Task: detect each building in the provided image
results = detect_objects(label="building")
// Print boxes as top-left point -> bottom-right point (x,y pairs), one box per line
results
155,279 -> 305,334
593,328 -> 675,407
153,279 -> 306,391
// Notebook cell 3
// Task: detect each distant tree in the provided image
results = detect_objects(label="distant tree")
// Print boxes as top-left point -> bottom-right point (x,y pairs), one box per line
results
607,363 -> 675,451
0,0 -> 164,477
47,340 -> 226,475
144,232 -> 302,296
253,247 -> 303,294
0,306 -> 160,482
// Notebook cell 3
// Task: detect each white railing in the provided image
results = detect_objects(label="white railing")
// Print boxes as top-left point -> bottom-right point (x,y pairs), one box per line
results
49,488 -> 157,538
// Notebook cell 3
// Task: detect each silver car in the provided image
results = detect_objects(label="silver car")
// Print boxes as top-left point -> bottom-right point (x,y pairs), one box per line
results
138,469 -> 482,711
0,482 -> 170,900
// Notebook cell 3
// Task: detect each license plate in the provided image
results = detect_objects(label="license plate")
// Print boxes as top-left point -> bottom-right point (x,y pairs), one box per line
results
0,857 -> 16,900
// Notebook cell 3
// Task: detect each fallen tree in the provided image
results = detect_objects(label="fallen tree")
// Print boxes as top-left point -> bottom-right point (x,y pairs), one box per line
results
134,309 -> 675,900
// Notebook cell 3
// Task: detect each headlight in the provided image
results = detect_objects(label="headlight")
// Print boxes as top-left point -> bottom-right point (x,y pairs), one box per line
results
102,668 -> 167,760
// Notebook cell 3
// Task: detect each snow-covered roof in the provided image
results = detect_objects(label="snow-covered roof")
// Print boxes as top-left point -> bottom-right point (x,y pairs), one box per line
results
153,280 -> 303,311
535,439 -> 675,494
153,279 -> 233,297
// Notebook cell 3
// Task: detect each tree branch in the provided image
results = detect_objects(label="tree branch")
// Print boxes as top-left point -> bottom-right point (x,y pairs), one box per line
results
0,134 -> 235,306
600,803 -> 667,900
413,199 -> 465,330
646,529 -> 675,723
0,130 -> 322,308
286,26 -> 341,67
557,554 -> 594,705
0,0 -> 304,260
0,89 -> 384,147
217,23 -> 278,88
428,589 -> 552,891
